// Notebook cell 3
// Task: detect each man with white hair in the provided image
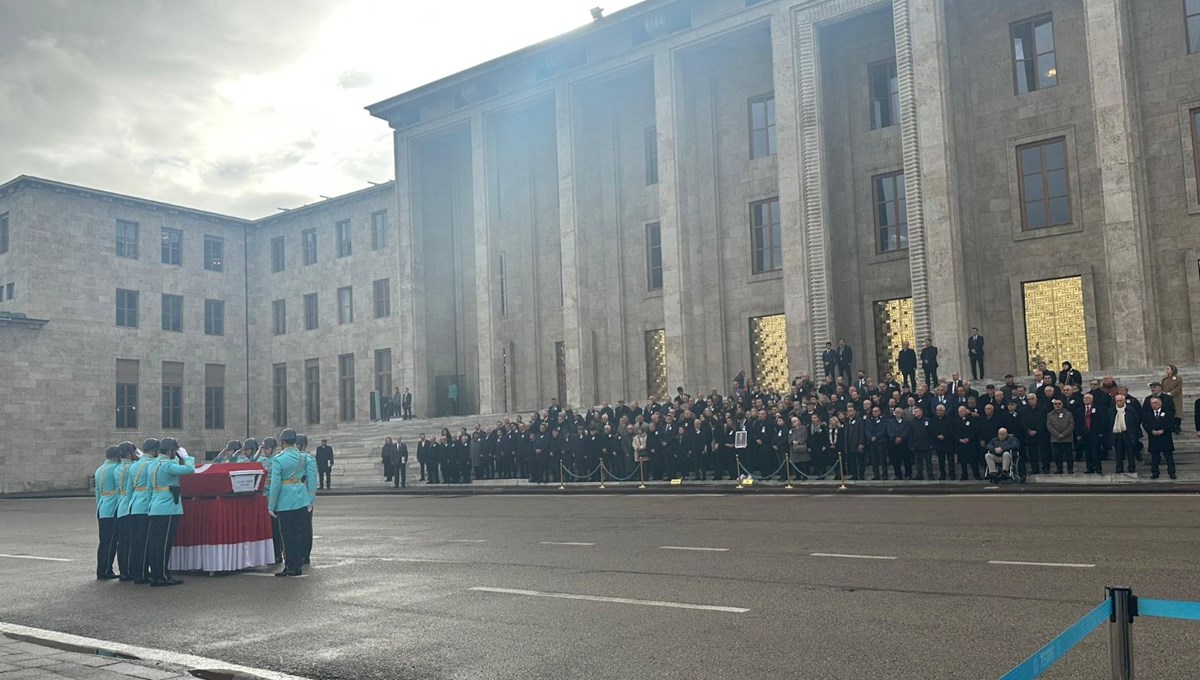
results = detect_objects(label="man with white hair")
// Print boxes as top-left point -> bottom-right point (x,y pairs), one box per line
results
985,428 -> 1020,480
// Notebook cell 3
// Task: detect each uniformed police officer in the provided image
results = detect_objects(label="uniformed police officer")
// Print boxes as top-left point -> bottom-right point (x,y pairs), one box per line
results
127,439 -> 159,584
296,433 -> 318,565
94,446 -> 121,580
114,442 -> 137,581
145,437 -> 195,586
268,429 -> 314,576
236,438 -> 259,463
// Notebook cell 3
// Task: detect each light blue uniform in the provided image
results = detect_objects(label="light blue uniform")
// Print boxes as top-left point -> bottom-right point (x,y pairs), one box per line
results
115,461 -> 134,517
268,447 -> 316,513
94,461 -> 120,519
129,455 -> 157,515
148,458 -> 196,517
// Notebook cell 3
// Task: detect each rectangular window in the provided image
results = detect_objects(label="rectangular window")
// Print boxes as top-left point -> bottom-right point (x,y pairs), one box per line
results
116,219 -> 139,259
748,93 -> 777,159
498,256 -> 507,316
1191,108 -> 1200,197
204,364 -> 225,429
374,348 -> 393,397
869,60 -> 899,129
115,359 -> 139,429
750,198 -> 782,274
161,228 -> 182,265
1018,137 -> 1071,229
1012,15 -> 1057,95
0,212 -> 8,253
373,278 -> 391,319
336,220 -> 352,257
646,222 -> 663,290
271,236 -> 285,273
204,299 -> 224,336
3,282 -> 10,301
304,293 -> 318,330
273,299 -> 287,335
874,172 -> 908,252
116,289 -> 139,328
1188,0 -> 1200,54
305,358 -> 321,424
302,228 -> 317,265
645,125 -> 659,185
161,361 -> 183,429
371,211 -> 388,250
204,235 -> 224,271
161,294 -> 183,332
339,353 -> 356,421
273,363 -> 288,428
338,286 -> 353,324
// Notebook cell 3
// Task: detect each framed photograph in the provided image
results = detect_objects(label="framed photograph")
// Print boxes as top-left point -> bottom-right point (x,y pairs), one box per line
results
735,430 -> 748,449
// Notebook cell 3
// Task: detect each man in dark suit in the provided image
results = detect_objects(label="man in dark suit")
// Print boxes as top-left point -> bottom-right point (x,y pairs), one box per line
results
885,407 -> 913,479
897,341 -> 918,389
402,388 -> 414,419
920,338 -> 939,386
381,437 -> 398,483
836,339 -> 853,381
954,405 -> 981,480
1108,394 -> 1140,474
967,328 -> 985,380
821,342 -> 837,379
1142,397 -> 1177,479
1079,393 -> 1108,474
315,439 -> 334,490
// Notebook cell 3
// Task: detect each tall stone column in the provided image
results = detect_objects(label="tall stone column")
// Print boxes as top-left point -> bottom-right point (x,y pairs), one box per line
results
653,50 -> 687,393
392,131 -> 427,416
1083,0 -> 1157,368
556,83 -> 585,408
894,0 -> 969,372
772,6 -> 813,378
470,112 -> 497,414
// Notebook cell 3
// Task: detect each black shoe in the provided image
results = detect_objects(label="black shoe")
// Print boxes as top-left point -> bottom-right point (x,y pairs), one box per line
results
119,576 -> 134,582
871,475 -> 880,481
1170,474 -> 1178,480
959,474 -> 968,481
938,474 -> 947,481
150,579 -> 176,587
167,578 -> 183,586
96,573 -> 118,581
275,570 -> 292,577
134,578 -> 148,585
914,475 -> 925,480
1151,474 -> 1160,479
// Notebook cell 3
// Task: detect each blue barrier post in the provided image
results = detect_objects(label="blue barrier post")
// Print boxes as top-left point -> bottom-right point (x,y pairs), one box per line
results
1107,586 -> 1134,680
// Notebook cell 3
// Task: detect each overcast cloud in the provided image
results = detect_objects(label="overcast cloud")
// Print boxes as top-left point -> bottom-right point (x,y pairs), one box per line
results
0,0 -> 640,218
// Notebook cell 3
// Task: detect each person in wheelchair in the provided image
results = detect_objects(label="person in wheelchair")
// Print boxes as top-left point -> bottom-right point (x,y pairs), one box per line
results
985,428 -> 1020,481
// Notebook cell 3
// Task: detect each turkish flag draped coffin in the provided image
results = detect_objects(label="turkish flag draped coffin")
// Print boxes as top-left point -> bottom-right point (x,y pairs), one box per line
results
169,463 -> 276,573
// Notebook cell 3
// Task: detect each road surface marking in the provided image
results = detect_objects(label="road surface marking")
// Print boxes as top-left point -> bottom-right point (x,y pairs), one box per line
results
988,560 -> 1095,568
447,539 -> 488,543
539,541 -> 595,546
469,587 -> 749,613
0,553 -> 73,562
810,552 -> 898,560
0,622 -> 313,680
659,546 -> 730,552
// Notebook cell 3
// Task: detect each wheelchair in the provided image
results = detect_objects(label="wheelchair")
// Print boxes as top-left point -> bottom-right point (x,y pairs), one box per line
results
985,450 -> 1023,485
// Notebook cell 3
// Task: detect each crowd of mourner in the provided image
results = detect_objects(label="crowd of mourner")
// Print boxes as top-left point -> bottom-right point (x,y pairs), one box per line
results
383,354 -> 1192,485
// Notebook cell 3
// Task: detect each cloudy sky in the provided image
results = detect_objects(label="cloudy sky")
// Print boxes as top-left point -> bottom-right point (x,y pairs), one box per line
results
0,0 -> 641,218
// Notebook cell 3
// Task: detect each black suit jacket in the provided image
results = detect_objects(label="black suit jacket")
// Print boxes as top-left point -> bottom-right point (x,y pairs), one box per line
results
1142,409 -> 1174,451
967,335 -> 985,357
836,346 -> 853,368
920,346 -> 939,370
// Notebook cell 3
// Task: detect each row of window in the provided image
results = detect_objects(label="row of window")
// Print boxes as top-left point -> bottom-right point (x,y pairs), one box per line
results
0,281 -> 13,302
271,349 -> 394,426
117,220 -> 226,270
0,213 -> 8,254
114,290 -> 225,335
269,211 -> 389,273
114,360 -> 225,430
271,279 -> 391,334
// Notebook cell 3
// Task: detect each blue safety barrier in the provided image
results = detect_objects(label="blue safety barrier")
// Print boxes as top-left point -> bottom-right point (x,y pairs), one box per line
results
999,598 -> 1111,680
1138,598 -> 1200,621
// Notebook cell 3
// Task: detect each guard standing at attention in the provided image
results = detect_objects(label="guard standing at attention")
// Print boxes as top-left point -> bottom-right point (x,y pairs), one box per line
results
114,442 -> 137,581
268,429 -> 312,576
94,446 -> 121,580
145,437 -> 195,587
296,433 -> 318,565
127,439 -> 159,584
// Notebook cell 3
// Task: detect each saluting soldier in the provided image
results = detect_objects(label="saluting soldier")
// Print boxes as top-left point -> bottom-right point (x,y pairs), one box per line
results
114,442 -> 137,581
145,437 -> 195,586
94,446 -> 121,580
213,440 -> 242,464
235,438 -> 259,463
127,439 -> 159,584
268,429 -> 312,576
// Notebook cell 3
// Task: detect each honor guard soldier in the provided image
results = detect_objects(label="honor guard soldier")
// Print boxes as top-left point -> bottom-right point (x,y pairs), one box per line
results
145,437 -> 195,586
268,429 -> 315,576
261,435 -> 284,565
94,446 -> 121,580
260,437 -> 278,460
236,438 -> 259,463
114,442 -> 137,581
128,439 -> 159,583
295,433 -> 318,565
213,440 -> 241,464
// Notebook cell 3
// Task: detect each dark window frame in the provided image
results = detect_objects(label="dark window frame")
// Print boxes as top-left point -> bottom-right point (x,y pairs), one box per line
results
0,212 -> 8,254
750,197 -> 782,274
373,279 -> 391,319
203,235 -> 224,272
116,383 -> 138,429
161,384 -> 182,429
305,359 -> 321,424
161,294 -> 183,332
1191,108 -> 1200,197
338,353 -> 356,422
271,236 -> 285,273
273,363 -> 288,428
1010,14 -> 1057,96
337,286 -> 353,325
161,228 -> 182,265
302,228 -> 317,265
336,220 -> 352,258
748,93 -> 777,159
646,222 -> 663,290
1017,137 -> 1072,230
498,256 -> 507,316
374,348 -> 393,397
868,59 -> 900,129
116,219 -> 139,259
204,298 -> 225,336
273,299 -> 287,335
873,171 -> 909,253
116,289 -> 139,328
1188,0 -> 1200,54
645,125 -> 659,185
371,211 -> 388,250
304,293 -> 319,330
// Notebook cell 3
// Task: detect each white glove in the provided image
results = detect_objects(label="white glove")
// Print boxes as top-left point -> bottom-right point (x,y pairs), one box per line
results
268,511 -> 277,518
307,505 -> 313,513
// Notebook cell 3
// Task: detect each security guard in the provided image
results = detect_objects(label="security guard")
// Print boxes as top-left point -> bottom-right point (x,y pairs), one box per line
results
127,438 -> 159,584
267,429 -> 314,576
114,442 -> 137,581
236,438 -> 259,463
145,437 -> 195,586
296,433 -> 318,565
94,446 -> 121,580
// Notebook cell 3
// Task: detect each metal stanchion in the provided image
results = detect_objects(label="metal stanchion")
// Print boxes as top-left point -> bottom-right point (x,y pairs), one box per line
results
785,453 -> 793,489
838,453 -> 848,491
598,460 -> 607,490
1108,586 -> 1136,680
558,461 -> 565,490
638,459 -> 646,489
734,454 -> 744,489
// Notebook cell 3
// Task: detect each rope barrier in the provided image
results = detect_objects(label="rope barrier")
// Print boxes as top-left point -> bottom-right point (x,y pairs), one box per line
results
602,462 -> 643,482
789,460 -> 841,480
999,597 -> 1112,680
735,459 -> 787,482
560,464 -> 603,481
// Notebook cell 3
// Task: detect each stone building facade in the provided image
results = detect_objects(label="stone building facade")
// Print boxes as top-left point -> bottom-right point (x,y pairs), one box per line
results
368,0 -> 1200,413
3,0 -> 1200,490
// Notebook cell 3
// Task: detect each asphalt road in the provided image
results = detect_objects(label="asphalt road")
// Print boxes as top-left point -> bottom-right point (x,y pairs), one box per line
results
0,494 -> 1198,679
